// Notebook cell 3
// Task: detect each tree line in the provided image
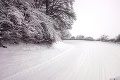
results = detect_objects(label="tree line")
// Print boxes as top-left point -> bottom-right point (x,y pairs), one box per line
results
0,0 -> 76,46
66,34 -> 120,43
96,34 -> 120,43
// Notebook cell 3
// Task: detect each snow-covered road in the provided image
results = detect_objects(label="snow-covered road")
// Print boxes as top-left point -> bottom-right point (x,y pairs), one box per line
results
1,41 -> 120,80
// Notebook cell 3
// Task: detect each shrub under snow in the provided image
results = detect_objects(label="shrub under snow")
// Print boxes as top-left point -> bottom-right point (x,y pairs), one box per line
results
0,0 -> 61,45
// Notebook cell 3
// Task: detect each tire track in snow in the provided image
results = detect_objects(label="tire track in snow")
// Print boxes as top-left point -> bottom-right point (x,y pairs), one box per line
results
2,41 -> 120,80
92,45 -> 107,80
55,48 -> 89,80
42,48 -> 85,80
2,47 -> 74,80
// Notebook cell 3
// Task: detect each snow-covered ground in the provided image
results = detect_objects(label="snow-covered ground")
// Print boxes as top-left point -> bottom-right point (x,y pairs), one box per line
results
0,40 -> 120,80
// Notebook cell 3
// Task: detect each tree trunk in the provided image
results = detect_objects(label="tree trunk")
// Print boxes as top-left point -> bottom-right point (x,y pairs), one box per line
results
46,0 -> 49,15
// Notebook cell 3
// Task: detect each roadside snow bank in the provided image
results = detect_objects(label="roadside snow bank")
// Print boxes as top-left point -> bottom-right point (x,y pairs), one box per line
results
52,41 -> 70,49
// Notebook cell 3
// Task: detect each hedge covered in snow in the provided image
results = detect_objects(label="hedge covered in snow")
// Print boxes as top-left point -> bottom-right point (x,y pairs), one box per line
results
0,0 -> 61,45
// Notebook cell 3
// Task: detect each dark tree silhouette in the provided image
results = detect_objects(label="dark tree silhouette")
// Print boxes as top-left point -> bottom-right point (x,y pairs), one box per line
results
76,35 -> 85,40
116,34 -> 120,42
70,36 -> 75,40
99,35 -> 109,42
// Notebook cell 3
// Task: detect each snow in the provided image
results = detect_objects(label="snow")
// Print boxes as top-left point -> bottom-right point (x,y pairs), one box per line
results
0,40 -> 120,80
0,42 -> 72,80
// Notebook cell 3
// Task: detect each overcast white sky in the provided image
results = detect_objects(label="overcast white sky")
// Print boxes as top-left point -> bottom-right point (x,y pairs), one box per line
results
70,0 -> 120,38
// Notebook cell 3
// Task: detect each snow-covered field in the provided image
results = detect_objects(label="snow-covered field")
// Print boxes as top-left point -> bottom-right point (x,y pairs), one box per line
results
0,40 -> 120,80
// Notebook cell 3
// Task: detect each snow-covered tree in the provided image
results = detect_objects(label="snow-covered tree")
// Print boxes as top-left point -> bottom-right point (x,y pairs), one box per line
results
33,0 -> 76,31
0,0 -> 61,44
60,30 -> 71,39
